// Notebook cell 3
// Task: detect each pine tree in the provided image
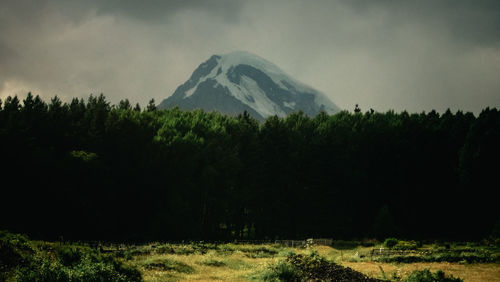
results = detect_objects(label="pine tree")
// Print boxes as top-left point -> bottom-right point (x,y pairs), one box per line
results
354,104 -> 361,113
118,99 -> 131,110
133,103 -> 141,112
147,98 -> 156,112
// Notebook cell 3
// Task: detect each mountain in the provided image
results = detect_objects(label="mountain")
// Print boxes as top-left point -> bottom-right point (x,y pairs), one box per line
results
158,51 -> 340,120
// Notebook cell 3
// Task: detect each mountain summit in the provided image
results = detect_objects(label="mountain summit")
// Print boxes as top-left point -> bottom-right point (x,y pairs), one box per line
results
159,51 -> 340,120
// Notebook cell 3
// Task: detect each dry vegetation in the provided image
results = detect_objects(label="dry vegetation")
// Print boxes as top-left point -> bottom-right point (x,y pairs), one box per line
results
122,243 -> 500,281
3,231 -> 499,281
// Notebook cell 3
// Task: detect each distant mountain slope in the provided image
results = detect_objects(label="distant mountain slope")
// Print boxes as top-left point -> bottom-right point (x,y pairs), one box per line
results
159,51 -> 340,120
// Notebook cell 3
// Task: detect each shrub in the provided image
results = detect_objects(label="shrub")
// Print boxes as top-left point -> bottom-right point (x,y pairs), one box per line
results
258,260 -> 300,281
384,238 -> 399,248
0,231 -> 31,250
55,246 -> 82,266
0,239 -> 27,269
404,269 -> 462,282
257,253 -> 382,281
142,258 -> 194,273
70,150 -> 98,162
0,231 -> 142,282
199,259 -> 226,267
394,240 -> 418,250
375,250 -> 498,263
216,244 -> 236,255
15,253 -> 142,282
170,244 -> 196,255
361,239 -> 378,247
242,246 -> 279,258
191,242 -> 218,254
0,231 -> 34,281
124,250 -> 133,260
155,244 -> 175,254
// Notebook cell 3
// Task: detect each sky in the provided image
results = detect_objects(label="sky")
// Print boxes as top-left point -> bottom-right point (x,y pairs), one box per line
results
1,0 -> 499,114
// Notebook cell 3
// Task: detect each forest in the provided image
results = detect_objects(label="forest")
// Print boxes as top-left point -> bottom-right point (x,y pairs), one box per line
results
1,93 -> 499,242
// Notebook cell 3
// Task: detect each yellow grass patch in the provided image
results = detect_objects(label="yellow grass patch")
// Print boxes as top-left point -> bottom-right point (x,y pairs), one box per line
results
131,247 -> 288,281
125,244 -> 500,281
341,261 -> 500,282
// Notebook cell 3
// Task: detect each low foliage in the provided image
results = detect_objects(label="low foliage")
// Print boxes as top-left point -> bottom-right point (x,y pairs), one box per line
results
404,269 -> 462,282
0,231 -> 142,282
141,258 -> 194,273
242,246 -> 279,258
256,252 -> 383,281
199,258 -> 226,267
384,238 -> 399,248
394,240 -> 419,250
375,250 -> 498,263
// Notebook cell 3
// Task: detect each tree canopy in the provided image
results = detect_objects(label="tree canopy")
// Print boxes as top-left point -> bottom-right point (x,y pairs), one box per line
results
1,94 -> 498,242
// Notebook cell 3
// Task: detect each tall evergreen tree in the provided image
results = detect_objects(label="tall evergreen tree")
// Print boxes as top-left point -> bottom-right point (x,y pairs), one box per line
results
118,99 -> 132,110
147,98 -> 156,112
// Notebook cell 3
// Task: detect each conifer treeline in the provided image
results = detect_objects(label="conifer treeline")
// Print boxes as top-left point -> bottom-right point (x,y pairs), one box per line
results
1,93 -> 498,242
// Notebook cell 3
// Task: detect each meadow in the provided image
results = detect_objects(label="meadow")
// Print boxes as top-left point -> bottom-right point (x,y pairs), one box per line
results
2,95 -> 500,281
2,231 -> 499,281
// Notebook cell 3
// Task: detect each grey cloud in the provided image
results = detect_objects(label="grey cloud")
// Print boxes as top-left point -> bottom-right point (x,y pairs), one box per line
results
343,0 -> 500,47
0,0 -> 244,26
93,0 -> 244,23
0,0 -> 499,113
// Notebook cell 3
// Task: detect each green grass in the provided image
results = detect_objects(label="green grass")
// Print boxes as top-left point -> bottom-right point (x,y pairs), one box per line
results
141,257 -> 195,273
198,258 -> 226,267
2,232 -> 499,281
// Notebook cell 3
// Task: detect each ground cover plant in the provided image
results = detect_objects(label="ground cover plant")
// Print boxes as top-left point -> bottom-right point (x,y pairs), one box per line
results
2,232 -> 500,281
254,252 -> 384,281
0,231 -> 141,282
369,239 -> 500,264
404,269 -> 462,282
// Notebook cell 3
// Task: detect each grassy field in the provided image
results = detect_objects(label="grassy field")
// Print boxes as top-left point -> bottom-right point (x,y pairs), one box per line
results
122,241 -> 500,281
2,231 -> 499,281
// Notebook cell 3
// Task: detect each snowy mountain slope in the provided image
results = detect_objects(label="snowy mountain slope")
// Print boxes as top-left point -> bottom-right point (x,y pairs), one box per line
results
159,51 -> 340,120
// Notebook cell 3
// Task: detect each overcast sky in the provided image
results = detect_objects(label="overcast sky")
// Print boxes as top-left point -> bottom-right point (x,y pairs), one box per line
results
1,0 -> 499,113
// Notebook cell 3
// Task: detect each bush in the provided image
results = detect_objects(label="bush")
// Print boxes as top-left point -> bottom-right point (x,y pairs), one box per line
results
15,253 -> 142,282
384,238 -> 399,248
259,261 -> 300,281
394,240 -> 418,250
405,269 -> 462,282
155,244 -> 175,254
199,259 -> 226,267
55,246 -> 83,266
142,258 -> 194,273
361,239 -> 378,247
375,250 -> 498,263
242,246 -> 279,258
0,231 -> 142,282
1,231 -> 35,281
257,253 -> 382,281
170,244 -> 196,255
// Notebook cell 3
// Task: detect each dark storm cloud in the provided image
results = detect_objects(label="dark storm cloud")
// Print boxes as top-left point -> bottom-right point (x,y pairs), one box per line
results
0,0 -> 243,25
1,0 -> 499,113
0,0 -> 244,104
344,0 -> 500,46
92,0 -> 244,23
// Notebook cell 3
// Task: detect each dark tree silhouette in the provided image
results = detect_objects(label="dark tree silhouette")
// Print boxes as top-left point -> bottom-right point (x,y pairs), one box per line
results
0,93 -> 498,242
147,98 -> 156,112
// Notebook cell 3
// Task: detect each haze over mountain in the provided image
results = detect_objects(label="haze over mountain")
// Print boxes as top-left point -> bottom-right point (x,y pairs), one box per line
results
159,51 -> 339,120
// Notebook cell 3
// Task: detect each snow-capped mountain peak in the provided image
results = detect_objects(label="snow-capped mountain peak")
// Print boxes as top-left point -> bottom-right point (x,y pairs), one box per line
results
159,51 -> 339,120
